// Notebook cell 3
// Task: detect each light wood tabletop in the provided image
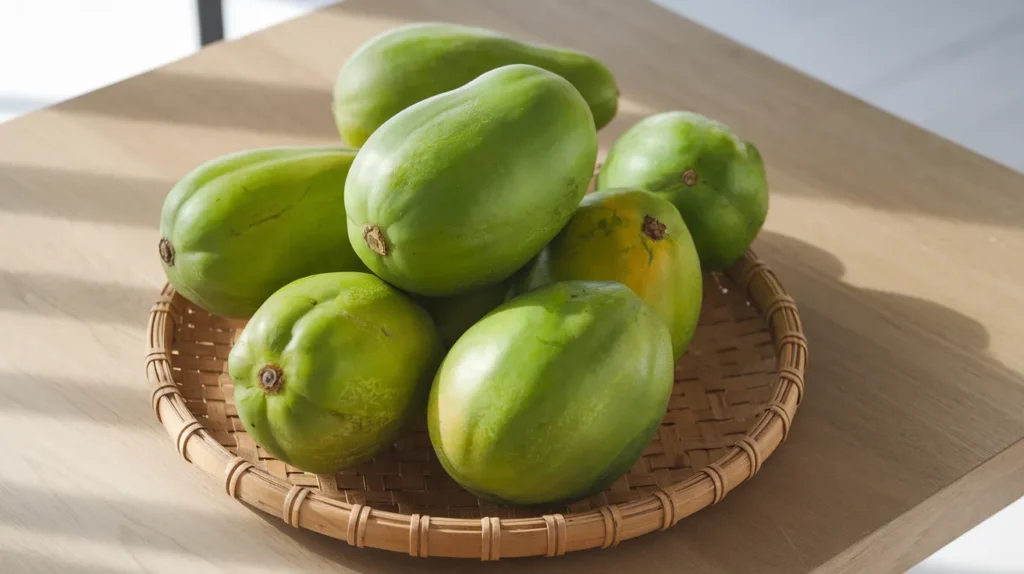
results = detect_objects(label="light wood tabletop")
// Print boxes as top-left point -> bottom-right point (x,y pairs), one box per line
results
2,1 -> 1023,572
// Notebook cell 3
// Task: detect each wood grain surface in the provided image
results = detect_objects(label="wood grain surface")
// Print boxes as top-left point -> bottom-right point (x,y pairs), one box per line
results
0,0 -> 1022,572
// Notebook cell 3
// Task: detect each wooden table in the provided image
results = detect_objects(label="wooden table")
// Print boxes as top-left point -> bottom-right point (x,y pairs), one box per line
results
2,1 -> 1022,572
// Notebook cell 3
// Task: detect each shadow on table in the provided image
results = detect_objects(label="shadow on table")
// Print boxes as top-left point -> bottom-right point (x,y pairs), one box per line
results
0,370 -> 151,429
0,270 -> 153,326
0,163 -> 169,228
2,549 -> 137,574
0,482 -> 317,570
56,70 -> 339,140
688,230 -> 1024,572
751,230 -> 1024,477
0,163 -> 166,325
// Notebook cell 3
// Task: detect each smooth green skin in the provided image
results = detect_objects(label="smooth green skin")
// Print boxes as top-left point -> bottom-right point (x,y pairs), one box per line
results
159,147 -> 366,319
428,281 -> 674,506
415,279 -> 513,349
345,64 -> 598,297
523,188 -> 702,361
597,111 -> 770,270
228,272 -> 442,474
332,22 -> 618,146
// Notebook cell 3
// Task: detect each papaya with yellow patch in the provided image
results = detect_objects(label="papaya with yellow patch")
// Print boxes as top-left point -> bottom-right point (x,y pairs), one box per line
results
428,281 -> 674,506
597,111 -> 769,270
523,187 -> 702,360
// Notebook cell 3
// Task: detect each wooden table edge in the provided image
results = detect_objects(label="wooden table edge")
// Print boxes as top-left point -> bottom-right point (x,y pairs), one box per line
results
813,438 -> 1024,573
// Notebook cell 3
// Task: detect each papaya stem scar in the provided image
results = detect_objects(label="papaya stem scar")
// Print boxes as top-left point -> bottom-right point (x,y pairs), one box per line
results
642,215 -> 667,240
258,365 -> 285,394
363,224 -> 389,256
682,169 -> 699,186
158,238 -> 175,266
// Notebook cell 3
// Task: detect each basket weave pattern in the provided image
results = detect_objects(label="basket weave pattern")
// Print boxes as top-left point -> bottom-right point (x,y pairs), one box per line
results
145,250 -> 806,559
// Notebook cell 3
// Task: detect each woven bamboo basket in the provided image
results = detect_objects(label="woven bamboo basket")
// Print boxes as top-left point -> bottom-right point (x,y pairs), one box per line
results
144,249 -> 806,560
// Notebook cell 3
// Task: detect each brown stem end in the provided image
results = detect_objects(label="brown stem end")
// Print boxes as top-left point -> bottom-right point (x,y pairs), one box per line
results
363,224 -> 389,256
643,215 -> 667,240
682,169 -> 699,187
158,238 -> 175,266
257,365 -> 285,394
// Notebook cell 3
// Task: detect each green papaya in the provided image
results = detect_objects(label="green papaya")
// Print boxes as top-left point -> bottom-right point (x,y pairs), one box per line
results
332,22 -> 618,146
345,64 -> 598,297
428,281 -> 674,506
597,111 -> 769,270
159,147 -> 365,318
228,272 -> 442,474
523,188 -> 702,361
416,279 -> 513,349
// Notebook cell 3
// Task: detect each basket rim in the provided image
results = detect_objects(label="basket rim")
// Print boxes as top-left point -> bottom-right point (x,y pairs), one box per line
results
144,249 -> 807,560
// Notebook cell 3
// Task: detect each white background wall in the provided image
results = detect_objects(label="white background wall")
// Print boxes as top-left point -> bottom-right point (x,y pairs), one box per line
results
0,0 -> 339,123
1,1 -> 1021,571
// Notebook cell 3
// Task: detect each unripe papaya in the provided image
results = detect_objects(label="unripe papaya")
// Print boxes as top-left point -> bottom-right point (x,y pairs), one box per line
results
228,272 -> 442,474
332,22 -> 618,146
523,188 -> 702,360
345,64 -> 598,297
428,281 -> 674,506
597,112 -> 769,270
158,147 -> 365,318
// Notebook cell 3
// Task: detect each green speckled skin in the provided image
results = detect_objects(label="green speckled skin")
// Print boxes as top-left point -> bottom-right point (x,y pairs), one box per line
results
427,281 -> 674,506
159,147 -> 365,319
228,272 -> 442,474
523,188 -> 702,361
332,22 -> 618,146
597,112 -> 770,270
345,64 -> 598,297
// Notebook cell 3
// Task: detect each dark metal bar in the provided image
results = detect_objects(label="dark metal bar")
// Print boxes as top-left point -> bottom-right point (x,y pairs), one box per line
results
197,0 -> 225,46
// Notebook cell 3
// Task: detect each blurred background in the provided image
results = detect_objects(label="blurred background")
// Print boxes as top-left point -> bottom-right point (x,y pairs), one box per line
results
1,1 -> 1021,571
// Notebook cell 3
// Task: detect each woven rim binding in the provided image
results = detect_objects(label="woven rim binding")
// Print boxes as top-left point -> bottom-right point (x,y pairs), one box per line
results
144,250 -> 807,560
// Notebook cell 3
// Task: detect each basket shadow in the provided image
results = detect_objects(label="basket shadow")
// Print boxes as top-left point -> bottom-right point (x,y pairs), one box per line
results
56,70 -> 339,140
0,270 -> 154,326
754,230 -> 1024,467
0,163 -> 170,228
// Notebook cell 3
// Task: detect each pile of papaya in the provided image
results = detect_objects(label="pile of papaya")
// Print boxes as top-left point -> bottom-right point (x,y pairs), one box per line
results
158,23 -> 769,506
